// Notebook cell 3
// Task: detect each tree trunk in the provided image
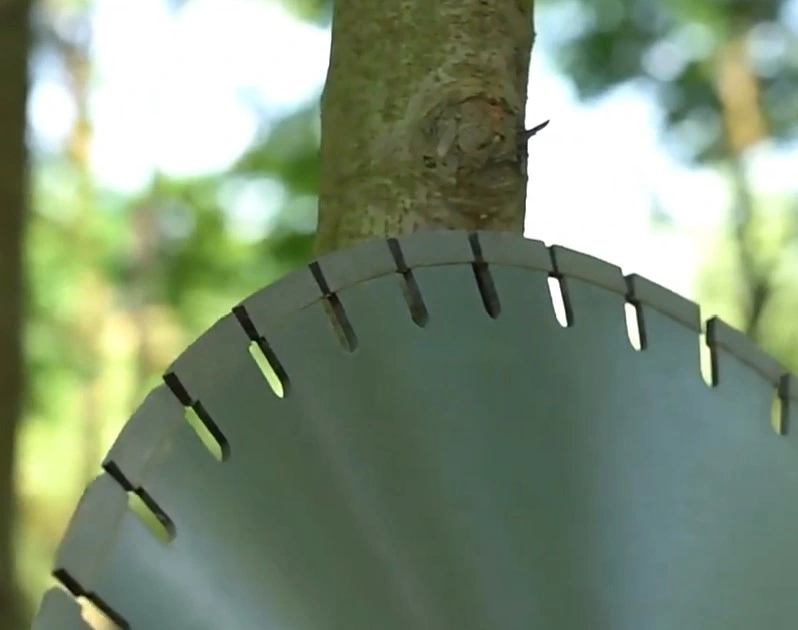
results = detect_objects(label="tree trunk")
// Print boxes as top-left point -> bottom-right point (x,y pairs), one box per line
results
315,0 -> 536,255
0,0 -> 32,628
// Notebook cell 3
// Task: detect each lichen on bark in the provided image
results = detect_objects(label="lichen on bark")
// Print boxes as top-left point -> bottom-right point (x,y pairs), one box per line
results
315,0 -> 536,255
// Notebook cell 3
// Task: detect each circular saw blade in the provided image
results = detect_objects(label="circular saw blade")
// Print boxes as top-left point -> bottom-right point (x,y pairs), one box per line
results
34,231 -> 798,629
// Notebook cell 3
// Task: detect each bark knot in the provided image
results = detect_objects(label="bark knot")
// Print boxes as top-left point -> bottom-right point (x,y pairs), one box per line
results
411,93 -> 526,231
419,95 -> 521,180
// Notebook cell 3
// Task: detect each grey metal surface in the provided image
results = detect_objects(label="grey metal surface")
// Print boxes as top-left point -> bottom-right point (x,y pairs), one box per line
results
33,230 -> 798,629
33,589 -> 91,629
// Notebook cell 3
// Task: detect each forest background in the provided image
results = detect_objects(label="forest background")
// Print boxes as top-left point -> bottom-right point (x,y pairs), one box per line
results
1,0 -> 797,626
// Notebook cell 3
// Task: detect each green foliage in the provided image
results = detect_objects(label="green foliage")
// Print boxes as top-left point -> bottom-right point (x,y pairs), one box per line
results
277,0 -> 331,25
235,104 -> 321,196
542,0 -> 797,163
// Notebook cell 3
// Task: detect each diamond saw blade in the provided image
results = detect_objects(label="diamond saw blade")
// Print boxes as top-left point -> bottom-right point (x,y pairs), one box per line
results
33,230 -> 798,629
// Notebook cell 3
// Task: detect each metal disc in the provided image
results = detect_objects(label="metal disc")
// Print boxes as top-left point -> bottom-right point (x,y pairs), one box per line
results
33,230 -> 798,629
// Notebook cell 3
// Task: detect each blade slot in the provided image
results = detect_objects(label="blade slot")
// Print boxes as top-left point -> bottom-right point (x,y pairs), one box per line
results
104,460 -> 176,544
233,304 -> 291,398
397,270 -> 429,327
624,301 -> 645,351
126,490 -> 175,544
77,596 -> 123,630
163,372 -> 230,462
80,595 -> 127,630
468,233 -> 501,319
698,329 -> 718,387
35,587 -> 119,630
472,263 -> 501,319
52,570 -> 129,630
388,237 -> 429,327
776,375 -> 792,435
771,390 -> 786,436
247,340 -> 288,398
310,260 -> 359,351
185,404 -> 228,463
546,275 -> 572,328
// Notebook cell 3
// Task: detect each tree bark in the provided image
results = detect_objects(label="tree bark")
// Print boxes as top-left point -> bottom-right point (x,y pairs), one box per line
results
0,0 -> 32,628
315,0 -> 536,255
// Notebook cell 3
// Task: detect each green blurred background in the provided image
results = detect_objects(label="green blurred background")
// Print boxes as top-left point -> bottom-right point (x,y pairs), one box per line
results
1,0 -> 797,625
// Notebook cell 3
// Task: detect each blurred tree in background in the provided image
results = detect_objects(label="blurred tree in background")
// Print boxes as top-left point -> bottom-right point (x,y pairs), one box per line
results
0,0 -> 795,626
0,0 -> 32,627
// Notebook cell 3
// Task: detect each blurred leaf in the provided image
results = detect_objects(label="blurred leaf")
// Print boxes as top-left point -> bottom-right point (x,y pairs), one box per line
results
271,0 -> 331,26
235,104 -> 321,196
